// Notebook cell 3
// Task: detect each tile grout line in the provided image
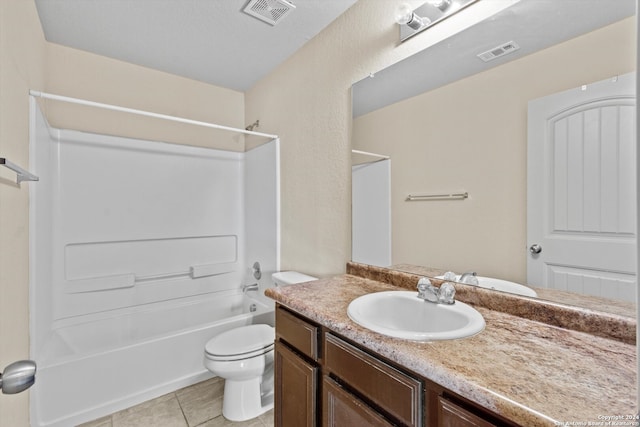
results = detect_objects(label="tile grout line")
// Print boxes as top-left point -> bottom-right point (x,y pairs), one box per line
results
173,390 -> 192,427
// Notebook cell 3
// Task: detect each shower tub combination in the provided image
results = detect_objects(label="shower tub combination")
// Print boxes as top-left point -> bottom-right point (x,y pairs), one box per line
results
34,292 -> 274,427
28,96 -> 280,426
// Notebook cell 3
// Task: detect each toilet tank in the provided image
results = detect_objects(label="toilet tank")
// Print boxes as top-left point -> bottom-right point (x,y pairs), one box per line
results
272,271 -> 317,286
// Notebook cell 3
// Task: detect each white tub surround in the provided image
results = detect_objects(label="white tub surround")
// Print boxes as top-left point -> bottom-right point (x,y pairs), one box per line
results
28,97 -> 280,427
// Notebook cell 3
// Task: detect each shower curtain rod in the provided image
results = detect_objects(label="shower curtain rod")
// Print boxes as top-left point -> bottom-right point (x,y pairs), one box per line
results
29,90 -> 279,140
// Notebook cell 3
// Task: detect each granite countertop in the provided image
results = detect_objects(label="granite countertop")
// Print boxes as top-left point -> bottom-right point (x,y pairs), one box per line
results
265,274 -> 637,427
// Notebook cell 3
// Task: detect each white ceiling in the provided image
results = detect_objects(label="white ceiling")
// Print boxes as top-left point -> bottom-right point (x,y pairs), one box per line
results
35,0 -> 358,92
34,0 -> 637,99
353,0 -> 636,117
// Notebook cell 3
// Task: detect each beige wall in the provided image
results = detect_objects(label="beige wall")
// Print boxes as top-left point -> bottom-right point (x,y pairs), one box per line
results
353,17 -> 636,283
0,1 -> 46,425
44,44 -> 246,151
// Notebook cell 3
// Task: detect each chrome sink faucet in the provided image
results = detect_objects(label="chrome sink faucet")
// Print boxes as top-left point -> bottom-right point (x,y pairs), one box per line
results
417,277 -> 456,305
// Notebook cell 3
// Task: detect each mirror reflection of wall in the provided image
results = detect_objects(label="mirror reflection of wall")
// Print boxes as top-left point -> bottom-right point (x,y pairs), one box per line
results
352,8 -> 635,302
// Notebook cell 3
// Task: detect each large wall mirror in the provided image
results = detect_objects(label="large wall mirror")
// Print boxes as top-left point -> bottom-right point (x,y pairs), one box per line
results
351,0 -> 637,316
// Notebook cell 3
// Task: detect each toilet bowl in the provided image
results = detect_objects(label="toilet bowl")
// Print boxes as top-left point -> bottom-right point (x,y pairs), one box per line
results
204,324 -> 275,421
203,271 -> 317,422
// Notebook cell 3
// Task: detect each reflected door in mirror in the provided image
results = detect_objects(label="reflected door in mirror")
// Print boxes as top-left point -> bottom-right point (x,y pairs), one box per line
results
527,73 -> 637,303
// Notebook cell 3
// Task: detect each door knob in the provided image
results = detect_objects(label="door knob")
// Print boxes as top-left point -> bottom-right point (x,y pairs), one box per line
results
529,244 -> 542,254
0,360 -> 36,394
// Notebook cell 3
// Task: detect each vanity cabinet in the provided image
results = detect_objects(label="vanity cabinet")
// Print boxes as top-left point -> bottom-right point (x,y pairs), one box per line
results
274,306 -> 320,427
274,304 -> 519,427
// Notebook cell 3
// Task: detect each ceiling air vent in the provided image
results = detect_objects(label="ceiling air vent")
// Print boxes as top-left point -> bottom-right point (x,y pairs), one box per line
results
242,0 -> 296,26
477,41 -> 520,62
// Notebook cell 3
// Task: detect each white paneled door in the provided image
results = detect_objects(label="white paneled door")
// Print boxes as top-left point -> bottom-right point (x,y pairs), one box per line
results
527,73 -> 636,302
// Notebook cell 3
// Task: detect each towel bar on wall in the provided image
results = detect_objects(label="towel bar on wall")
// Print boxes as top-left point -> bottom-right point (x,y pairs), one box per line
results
405,192 -> 468,201
0,158 -> 39,184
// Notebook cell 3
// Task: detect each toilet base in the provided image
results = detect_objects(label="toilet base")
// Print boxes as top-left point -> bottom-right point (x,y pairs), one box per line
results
222,376 -> 274,422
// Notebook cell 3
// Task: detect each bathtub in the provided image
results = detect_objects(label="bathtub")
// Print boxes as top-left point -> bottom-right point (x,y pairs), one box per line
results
30,290 -> 275,427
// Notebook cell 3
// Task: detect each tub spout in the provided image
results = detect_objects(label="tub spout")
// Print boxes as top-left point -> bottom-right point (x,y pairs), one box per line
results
242,283 -> 259,293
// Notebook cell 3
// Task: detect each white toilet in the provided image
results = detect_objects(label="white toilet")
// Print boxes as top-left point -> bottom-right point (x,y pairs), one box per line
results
203,271 -> 317,422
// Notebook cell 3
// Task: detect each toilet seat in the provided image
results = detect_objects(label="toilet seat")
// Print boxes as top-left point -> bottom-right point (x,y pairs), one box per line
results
205,324 -> 275,361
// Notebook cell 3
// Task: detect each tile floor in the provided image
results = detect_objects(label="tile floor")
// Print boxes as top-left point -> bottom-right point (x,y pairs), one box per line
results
78,377 -> 274,427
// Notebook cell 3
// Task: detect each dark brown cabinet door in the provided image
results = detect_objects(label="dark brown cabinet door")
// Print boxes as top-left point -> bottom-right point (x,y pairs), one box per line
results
438,396 -> 497,427
322,376 -> 393,427
324,333 -> 422,426
275,342 -> 318,427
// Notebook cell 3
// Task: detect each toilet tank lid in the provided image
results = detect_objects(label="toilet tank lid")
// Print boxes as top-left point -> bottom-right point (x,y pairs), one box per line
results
272,271 -> 318,286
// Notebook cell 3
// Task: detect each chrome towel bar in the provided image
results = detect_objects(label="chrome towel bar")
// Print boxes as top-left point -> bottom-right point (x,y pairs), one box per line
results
405,192 -> 468,201
0,158 -> 39,184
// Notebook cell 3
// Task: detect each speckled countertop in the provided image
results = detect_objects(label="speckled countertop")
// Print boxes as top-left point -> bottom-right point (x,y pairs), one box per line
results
265,273 -> 637,427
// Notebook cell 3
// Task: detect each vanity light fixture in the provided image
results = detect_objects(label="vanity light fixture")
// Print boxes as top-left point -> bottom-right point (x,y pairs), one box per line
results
395,0 -> 480,42
395,3 -> 430,30
428,0 -> 453,11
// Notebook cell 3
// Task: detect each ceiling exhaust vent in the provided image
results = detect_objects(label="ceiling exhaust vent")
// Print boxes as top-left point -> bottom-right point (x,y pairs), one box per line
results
477,41 -> 520,62
242,0 -> 296,26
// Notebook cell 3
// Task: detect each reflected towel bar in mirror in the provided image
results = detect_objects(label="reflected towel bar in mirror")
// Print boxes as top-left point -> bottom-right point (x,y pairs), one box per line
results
405,192 -> 468,201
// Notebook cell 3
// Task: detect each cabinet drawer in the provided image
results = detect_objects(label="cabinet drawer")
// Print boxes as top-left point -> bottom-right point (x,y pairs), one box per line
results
438,396 -> 497,427
324,333 -> 422,427
322,376 -> 393,427
276,306 -> 319,360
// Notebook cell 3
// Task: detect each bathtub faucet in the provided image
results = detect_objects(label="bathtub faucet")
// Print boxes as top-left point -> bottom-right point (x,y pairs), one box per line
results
242,283 -> 259,293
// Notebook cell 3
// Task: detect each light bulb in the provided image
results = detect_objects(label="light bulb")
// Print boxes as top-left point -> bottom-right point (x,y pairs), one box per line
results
395,0 -> 432,31
394,3 -> 426,30
394,3 -> 414,25
427,0 -> 452,11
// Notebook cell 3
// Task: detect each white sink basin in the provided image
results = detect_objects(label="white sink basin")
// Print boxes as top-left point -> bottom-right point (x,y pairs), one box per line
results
440,275 -> 538,297
347,291 -> 485,342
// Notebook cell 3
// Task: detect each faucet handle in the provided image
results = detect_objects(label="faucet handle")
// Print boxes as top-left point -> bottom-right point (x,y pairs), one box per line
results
438,282 -> 456,304
443,271 -> 457,282
417,277 -> 432,294
417,277 -> 440,303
